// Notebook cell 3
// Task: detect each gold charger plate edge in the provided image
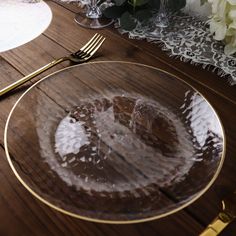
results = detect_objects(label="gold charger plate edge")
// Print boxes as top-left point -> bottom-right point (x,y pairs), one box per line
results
4,61 -> 226,224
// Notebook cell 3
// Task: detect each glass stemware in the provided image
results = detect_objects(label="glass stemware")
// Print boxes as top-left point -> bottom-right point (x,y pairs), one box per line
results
155,0 -> 169,27
74,0 -> 113,29
148,0 -> 169,38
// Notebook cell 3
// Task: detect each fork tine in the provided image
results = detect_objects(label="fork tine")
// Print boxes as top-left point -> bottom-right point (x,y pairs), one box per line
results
0,34 -> 106,97
76,35 -> 106,59
73,34 -> 100,58
82,34 -> 103,54
86,36 -> 105,54
75,34 -> 102,58
88,37 -> 106,56
79,33 -> 99,52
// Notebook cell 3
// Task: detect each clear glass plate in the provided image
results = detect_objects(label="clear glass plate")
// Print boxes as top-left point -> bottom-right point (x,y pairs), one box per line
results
4,61 -> 225,223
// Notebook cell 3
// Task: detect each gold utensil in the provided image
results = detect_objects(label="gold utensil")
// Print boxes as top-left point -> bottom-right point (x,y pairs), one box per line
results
0,33 -> 105,97
200,191 -> 236,236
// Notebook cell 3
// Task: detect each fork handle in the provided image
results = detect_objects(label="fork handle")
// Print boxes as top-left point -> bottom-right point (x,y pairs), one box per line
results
0,57 -> 67,97
199,213 -> 232,236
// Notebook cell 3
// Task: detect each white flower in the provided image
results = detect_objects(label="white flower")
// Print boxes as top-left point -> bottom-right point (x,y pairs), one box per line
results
184,0 -> 211,19
208,0 -> 236,55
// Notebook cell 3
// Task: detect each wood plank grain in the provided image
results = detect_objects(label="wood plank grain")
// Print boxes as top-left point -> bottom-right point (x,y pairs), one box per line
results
127,35 -> 236,104
1,34 -> 70,77
0,144 -> 203,236
0,1 -> 235,235
0,17 -> 204,236
2,54 -> 232,234
0,58 -> 203,236
50,1 -> 236,104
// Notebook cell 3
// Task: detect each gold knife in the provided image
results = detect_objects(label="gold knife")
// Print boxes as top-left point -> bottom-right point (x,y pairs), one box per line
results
200,191 -> 236,236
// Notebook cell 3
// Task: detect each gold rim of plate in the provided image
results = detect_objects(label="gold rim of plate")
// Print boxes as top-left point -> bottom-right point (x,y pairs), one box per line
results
4,61 -> 227,224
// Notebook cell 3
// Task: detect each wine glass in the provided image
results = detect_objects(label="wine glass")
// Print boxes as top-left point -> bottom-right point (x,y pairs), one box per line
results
148,0 -> 169,38
74,0 -> 113,29
155,0 -> 169,28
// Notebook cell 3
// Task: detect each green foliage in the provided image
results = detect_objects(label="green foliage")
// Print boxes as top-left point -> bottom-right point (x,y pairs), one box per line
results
120,12 -> 137,30
103,0 -> 186,30
103,5 -> 127,19
148,0 -> 160,9
200,0 -> 208,5
135,9 -> 152,22
114,0 -> 126,6
168,0 -> 186,11
128,0 -> 150,7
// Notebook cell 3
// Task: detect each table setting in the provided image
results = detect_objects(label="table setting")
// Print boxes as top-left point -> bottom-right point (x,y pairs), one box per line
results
0,0 -> 236,236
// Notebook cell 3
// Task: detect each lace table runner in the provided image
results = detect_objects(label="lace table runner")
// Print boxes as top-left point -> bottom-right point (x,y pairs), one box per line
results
118,13 -> 236,85
27,1 -> 236,85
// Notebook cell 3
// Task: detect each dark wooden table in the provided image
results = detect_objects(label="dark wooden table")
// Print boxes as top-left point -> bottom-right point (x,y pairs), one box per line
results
0,1 -> 236,235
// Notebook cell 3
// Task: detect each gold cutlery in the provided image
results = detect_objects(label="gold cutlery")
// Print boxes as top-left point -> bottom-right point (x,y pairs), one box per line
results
200,191 -> 236,236
0,33 -> 105,97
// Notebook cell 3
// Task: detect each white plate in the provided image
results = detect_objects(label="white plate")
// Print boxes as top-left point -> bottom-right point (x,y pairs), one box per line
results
0,1 -> 52,53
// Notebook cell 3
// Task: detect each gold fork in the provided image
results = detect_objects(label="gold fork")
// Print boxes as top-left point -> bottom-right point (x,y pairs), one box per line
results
200,191 -> 236,236
0,33 -> 105,97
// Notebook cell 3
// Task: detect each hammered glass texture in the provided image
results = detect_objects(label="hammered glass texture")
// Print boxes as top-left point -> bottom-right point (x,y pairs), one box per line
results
5,62 -> 224,222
